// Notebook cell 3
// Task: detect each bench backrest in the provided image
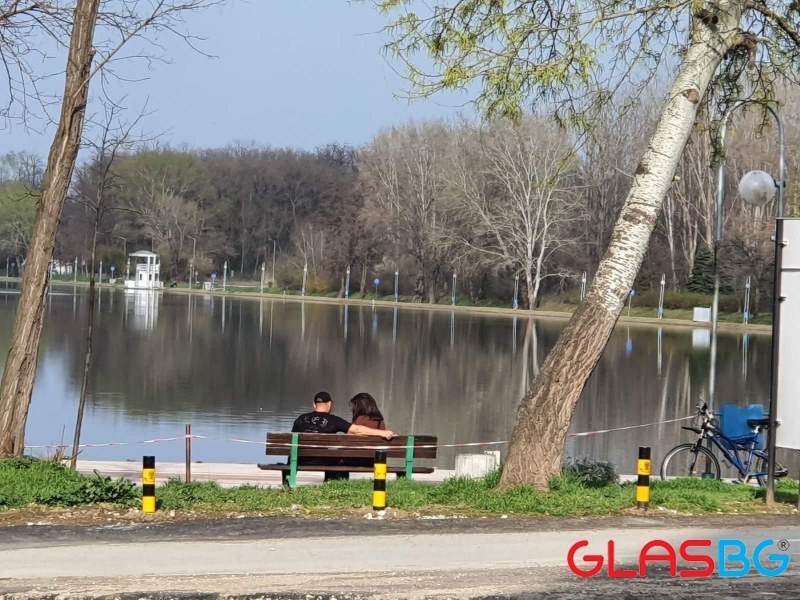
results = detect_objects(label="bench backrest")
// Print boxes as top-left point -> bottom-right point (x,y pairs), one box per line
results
265,433 -> 438,459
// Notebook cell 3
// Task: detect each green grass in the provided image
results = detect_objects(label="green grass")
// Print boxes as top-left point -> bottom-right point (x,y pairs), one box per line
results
2,458 -> 796,517
0,457 -> 138,509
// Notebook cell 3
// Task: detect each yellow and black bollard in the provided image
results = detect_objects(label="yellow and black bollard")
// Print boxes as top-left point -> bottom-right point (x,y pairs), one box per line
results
142,455 -> 156,513
636,446 -> 651,510
372,450 -> 387,512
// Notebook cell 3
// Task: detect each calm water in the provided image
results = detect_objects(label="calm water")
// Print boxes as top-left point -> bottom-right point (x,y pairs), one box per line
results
0,284 -> 777,473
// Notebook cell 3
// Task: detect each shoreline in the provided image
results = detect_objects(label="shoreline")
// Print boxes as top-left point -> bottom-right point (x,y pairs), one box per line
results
28,277 -> 771,335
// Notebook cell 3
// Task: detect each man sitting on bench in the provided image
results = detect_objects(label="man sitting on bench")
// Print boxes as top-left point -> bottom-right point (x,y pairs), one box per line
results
292,391 -> 395,482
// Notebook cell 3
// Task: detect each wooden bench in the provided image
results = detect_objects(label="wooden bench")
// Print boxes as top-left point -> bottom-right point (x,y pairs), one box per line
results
257,433 -> 438,488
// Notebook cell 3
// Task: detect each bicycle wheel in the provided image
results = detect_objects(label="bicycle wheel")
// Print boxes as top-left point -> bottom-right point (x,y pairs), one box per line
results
753,454 -> 789,487
660,443 -> 721,481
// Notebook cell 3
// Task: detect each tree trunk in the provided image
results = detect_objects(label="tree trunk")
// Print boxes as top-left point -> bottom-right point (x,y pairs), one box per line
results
498,10 -> 742,489
0,0 -> 101,457
70,223 -> 99,469
359,262 -> 368,298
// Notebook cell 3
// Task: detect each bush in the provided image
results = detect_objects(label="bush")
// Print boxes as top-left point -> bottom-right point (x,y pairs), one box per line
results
304,277 -> 331,294
688,248 -> 714,294
562,457 -> 618,487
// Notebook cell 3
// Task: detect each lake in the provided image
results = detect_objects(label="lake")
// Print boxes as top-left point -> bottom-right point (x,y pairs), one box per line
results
0,284 -> 776,475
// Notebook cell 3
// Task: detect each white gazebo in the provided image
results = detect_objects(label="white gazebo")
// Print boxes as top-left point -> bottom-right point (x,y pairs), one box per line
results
124,250 -> 163,290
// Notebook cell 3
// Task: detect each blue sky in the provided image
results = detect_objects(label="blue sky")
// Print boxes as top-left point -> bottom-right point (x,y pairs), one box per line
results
4,0 -> 470,156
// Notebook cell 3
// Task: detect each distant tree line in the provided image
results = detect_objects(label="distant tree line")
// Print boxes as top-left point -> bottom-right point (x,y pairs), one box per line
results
1,97 -> 795,314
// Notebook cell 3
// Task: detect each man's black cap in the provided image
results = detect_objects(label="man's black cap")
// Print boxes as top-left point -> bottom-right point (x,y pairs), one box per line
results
314,391 -> 332,403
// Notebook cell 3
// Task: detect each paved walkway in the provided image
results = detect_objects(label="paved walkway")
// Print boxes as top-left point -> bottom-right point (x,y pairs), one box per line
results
2,517 -> 798,597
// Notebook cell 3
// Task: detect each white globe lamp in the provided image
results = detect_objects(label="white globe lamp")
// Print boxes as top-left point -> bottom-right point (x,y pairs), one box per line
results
738,170 -> 777,206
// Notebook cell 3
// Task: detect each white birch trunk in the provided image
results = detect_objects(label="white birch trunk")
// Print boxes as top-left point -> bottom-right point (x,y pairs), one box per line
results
499,5 -> 744,489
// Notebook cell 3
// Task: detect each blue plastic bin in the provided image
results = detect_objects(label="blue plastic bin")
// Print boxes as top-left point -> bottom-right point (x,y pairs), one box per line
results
718,404 -> 766,449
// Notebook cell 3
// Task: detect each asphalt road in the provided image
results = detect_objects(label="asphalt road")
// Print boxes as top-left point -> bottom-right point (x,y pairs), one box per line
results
1,515 -> 799,599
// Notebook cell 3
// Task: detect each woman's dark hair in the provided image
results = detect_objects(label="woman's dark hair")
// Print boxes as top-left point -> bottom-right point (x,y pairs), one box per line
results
350,392 -> 384,423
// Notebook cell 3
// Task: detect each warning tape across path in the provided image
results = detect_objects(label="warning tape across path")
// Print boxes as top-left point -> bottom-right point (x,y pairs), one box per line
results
24,415 -> 693,452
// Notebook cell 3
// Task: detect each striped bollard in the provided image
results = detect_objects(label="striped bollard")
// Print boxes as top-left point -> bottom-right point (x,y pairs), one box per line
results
373,450 -> 387,512
142,456 -> 156,513
636,447 -> 651,510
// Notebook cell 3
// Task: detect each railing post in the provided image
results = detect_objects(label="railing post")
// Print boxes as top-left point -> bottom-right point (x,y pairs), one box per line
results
636,447 -> 651,510
142,456 -> 156,513
185,424 -> 192,483
373,450 -> 388,512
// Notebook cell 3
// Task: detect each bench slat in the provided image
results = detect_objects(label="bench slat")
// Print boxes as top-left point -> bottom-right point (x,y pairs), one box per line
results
265,433 -> 438,459
258,464 -> 435,474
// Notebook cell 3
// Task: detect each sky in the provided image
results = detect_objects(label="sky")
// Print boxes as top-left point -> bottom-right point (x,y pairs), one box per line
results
3,0 -> 471,156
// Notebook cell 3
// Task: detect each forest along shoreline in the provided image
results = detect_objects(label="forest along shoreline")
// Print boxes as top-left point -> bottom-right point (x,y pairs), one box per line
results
35,277 -> 772,335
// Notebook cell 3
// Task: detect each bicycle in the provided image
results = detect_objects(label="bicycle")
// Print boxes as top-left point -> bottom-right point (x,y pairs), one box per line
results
660,402 -> 788,485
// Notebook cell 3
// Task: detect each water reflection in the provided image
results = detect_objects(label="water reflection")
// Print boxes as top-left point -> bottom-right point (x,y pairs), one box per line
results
0,288 -> 778,471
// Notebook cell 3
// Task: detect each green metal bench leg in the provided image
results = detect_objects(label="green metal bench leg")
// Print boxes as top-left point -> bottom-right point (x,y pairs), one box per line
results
405,435 -> 415,479
288,433 -> 299,489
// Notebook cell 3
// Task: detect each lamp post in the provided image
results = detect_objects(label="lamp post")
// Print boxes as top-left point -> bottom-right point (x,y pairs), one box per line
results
743,275 -> 752,325
658,273 -> 666,319
74,257 -> 78,284
513,273 -> 520,310
260,262 -> 265,293
223,260 -> 228,292
268,238 -> 277,289
301,263 -> 308,297
451,271 -> 457,306
345,265 -> 351,299
186,235 -> 197,289
580,272 -> 587,301
711,99 -> 785,506
394,270 -> 399,302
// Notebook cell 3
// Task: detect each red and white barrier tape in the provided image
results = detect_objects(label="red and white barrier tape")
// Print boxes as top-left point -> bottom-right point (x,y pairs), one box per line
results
24,416 -> 694,451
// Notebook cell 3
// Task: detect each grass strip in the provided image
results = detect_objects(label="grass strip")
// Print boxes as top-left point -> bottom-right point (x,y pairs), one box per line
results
2,458 -> 797,517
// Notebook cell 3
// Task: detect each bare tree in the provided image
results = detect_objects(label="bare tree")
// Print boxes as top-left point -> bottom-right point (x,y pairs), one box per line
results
448,119 -> 583,308
0,0 -> 222,457
69,104 -> 144,469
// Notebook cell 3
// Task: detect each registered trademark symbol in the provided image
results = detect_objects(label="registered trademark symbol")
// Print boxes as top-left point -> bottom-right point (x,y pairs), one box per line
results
778,540 -> 790,551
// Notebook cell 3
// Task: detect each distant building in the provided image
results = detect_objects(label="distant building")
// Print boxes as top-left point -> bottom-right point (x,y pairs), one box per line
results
124,250 -> 163,290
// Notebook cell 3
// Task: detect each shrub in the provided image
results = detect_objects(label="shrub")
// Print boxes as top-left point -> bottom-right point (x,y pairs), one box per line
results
688,248 -> 714,294
304,277 -> 331,294
562,457 -> 618,487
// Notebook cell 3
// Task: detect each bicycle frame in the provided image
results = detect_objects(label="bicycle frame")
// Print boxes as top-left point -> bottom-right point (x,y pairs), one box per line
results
687,421 -> 767,481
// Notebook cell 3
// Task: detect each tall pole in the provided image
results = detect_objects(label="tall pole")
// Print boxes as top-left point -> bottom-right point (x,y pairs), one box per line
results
743,275 -> 752,325
186,235 -> 197,289
580,272 -> 587,301
713,100 -> 784,506
99,260 -> 103,285
658,273 -> 666,319
223,260 -> 228,292
270,239 -> 276,289
345,265 -> 350,299
73,257 -> 77,284
394,270 -> 399,302
451,271 -> 457,306
302,263 -> 308,297
513,274 -> 519,309
260,262 -> 265,294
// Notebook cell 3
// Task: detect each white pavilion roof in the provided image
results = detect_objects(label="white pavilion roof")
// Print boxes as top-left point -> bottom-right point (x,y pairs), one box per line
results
129,250 -> 158,258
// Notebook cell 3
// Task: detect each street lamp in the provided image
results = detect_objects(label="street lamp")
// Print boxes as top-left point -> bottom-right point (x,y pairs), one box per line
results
513,273 -> 520,310
711,99 -> 785,506
451,271 -> 457,306
186,235 -> 197,289
268,238 -> 277,289
223,260 -> 228,292
345,265 -> 351,299
302,263 -> 308,297
260,262 -> 265,294
394,270 -> 399,302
